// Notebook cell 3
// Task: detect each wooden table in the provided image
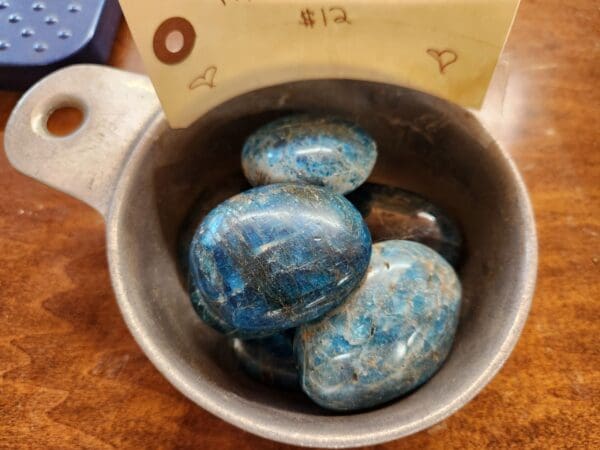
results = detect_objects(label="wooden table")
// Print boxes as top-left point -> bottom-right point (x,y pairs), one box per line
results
1,1 -> 598,448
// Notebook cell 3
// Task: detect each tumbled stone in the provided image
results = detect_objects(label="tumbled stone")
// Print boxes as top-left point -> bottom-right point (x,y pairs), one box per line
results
232,329 -> 299,390
188,279 -> 231,334
189,183 -> 372,338
296,240 -> 461,411
178,179 -> 251,275
242,114 -> 377,194
347,183 -> 462,267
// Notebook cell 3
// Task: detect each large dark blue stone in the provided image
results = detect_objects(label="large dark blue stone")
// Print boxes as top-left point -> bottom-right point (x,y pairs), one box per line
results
189,184 -> 372,338
296,240 -> 461,411
232,329 -> 299,390
242,114 -> 377,194
347,183 -> 462,267
178,179 -> 251,275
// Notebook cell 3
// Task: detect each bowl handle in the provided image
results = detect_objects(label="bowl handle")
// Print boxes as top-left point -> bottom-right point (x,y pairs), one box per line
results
3,64 -> 161,217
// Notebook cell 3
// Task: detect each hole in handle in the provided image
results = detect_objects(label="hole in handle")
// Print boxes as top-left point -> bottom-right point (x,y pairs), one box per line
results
31,95 -> 88,139
46,105 -> 84,136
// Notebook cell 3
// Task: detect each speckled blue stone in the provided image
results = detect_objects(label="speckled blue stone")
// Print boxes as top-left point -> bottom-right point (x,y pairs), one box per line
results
296,240 -> 461,411
189,183 -> 372,338
232,329 -> 299,390
178,180 -> 251,275
188,279 -> 231,334
242,115 -> 377,194
347,183 -> 463,267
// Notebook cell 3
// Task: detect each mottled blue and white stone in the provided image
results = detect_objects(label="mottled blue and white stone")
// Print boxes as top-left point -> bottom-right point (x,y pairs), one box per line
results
178,179 -> 251,275
242,115 -> 377,194
189,183 -> 372,339
232,329 -> 299,390
296,240 -> 461,411
347,183 -> 463,267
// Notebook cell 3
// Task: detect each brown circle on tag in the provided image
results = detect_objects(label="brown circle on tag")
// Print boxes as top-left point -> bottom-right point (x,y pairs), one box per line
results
153,17 -> 196,65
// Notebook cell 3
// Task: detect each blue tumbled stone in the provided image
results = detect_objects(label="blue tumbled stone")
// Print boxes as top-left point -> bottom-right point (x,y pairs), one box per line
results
232,329 -> 299,390
347,183 -> 463,267
178,180 -> 251,276
242,115 -> 377,194
188,279 -> 231,334
296,240 -> 461,411
189,183 -> 372,338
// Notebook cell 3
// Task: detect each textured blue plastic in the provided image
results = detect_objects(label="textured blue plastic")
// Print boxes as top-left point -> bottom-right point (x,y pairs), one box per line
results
0,0 -> 121,90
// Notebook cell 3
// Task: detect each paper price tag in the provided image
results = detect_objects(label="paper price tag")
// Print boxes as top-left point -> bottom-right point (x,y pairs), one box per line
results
119,0 -> 520,128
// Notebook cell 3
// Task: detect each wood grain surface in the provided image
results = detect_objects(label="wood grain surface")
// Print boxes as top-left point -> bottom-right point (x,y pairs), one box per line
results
1,1 -> 598,448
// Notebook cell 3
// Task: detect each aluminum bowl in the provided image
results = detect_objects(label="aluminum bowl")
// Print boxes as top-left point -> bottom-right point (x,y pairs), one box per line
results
4,65 -> 537,447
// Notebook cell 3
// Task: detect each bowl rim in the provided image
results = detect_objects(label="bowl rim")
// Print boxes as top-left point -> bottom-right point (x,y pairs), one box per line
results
105,99 -> 538,448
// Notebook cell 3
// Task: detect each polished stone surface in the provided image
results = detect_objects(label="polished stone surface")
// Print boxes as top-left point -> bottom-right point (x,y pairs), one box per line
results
347,183 -> 462,267
178,179 -> 251,275
242,115 -> 377,194
296,240 -> 461,411
232,329 -> 299,390
188,279 -> 231,334
189,183 -> 372,338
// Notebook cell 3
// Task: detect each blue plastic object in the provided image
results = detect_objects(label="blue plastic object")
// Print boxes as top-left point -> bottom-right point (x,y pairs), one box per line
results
0,0 -> 121,90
